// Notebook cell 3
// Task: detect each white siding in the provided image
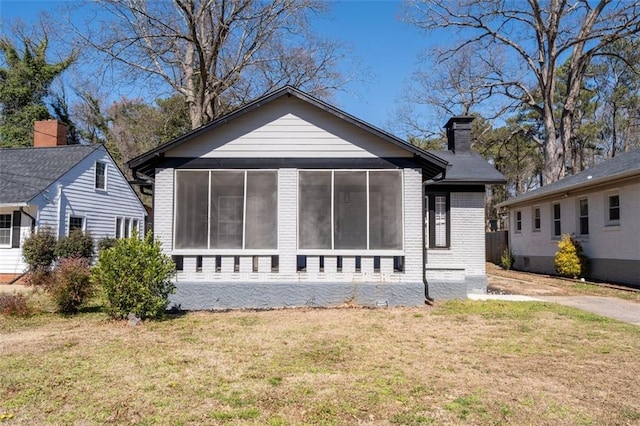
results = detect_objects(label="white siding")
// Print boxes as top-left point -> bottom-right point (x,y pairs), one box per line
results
165,96 -> 411,159
0,146 -> 147,276
0,206 -> 36,275
154,168 -> 174,252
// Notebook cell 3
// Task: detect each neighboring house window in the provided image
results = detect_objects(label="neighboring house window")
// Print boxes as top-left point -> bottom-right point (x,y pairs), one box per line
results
95,162 -> 107,190
174,170 -> 278,249
552,203 -> 561,237
425,193 -> 450,249
532,207 -> 541,231
69,216 -> 84,233
0,214 -> 11,247
115,217 -> 122,238
515,211 -> 522,233
608,194 -> 620,225
579,198 -> 589,235
298,170 -> 403,250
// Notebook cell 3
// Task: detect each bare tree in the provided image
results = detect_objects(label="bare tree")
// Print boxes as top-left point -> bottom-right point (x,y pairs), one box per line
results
71,0 -> 349,129
405,0 -> 640,184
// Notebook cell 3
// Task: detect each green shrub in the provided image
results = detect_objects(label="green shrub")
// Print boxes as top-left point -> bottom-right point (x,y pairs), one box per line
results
55,229 -> 94,260
0,293 -> 31,317
554,234 -> 589,279
97,237 -> 117,252
21,227 -> 57,274
92,232 -> 175,319
48,257 -> 92,314
500,248 -> 515,270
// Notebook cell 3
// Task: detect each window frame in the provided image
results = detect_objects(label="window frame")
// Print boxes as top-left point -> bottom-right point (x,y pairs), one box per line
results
95,161 -> 107,191
425,192 -> 451,249
515,210 -> 522,233
297,169 -> 404,253
578,198 -> 589,236
607,194 -> 620,226
68,215 -> 85,234
532,206 -> 541,232
552,203 -> 561,238
173,169 -> 279,251
0,213 -> 12,248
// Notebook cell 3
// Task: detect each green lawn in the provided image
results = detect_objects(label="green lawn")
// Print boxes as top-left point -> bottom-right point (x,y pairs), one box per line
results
1,301 -> 639,425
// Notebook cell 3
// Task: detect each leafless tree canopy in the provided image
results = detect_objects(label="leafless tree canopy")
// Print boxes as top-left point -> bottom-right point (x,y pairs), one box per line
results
74,0 -> 347,129
405,0 -> 640,184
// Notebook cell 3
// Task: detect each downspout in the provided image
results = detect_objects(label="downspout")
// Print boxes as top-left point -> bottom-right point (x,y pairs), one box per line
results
422,173 -> 446,303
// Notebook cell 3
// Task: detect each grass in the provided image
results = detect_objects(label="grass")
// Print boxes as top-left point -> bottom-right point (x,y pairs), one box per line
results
1,301 -> 639,425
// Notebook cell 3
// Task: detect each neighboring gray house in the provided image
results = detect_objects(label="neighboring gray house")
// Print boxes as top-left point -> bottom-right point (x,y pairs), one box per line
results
497,150 -> 640,287
128,86 -> 505,309
0,120 -> 147,282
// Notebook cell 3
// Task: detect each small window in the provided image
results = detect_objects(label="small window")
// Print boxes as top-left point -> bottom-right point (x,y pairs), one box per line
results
552,204 -> 561,237
426,193 -> 450,248
124,218 -> 131,238
533,207 -> 541,231
196,255 -> 203,272
0,214 -> 11,247
69,216 -> 84,233
115,217 -> 122,238
608,195 -> 620,224
95,162 -> 106,190
132,219 -> 140,237
172,255 -> 184,271
579,198 -> 589,235
515,211 -> 522,233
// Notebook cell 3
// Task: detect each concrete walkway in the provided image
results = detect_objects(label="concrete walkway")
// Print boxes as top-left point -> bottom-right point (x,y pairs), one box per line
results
469,293 -> 640,326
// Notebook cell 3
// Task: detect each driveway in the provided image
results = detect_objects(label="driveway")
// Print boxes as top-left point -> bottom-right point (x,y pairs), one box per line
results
537,295 -> 640,326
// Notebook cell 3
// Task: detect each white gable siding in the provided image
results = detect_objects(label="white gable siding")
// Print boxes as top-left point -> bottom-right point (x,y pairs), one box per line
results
165,97 -> 412,159
33,146 -> 146,240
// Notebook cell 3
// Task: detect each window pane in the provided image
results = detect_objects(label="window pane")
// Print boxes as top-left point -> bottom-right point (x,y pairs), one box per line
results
0,214 -> 10,245
115,217 -> 122,238
434,196 -> 447,247
69,216 -> 83,232
580,199 -> 588,216
299,171 -> 332,249
175,171 -> 209,249
95,162 -> 106,189
609,195 -> 620,221
210,171 -> 244,249
369,171 -> 402,249
245,171 -> 277,249
334,171 -> 367,249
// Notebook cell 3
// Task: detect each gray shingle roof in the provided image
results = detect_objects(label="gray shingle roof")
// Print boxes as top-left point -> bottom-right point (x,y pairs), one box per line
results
0,145 -> 100,204
498,150 -> 640,207
428,150 -> 507,184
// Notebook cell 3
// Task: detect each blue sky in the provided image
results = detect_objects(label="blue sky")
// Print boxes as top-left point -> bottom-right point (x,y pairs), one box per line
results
0,0 -> 429,132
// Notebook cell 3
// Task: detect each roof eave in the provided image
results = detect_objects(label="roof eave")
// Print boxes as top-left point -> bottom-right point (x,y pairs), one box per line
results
497,169 -> 640,208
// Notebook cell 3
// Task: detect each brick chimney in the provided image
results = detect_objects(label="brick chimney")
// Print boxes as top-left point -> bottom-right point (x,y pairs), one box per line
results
445,116 -> 474,154
34,120 -> 67,147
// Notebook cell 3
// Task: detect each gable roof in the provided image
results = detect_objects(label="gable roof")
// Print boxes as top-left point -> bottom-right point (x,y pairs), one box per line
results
427,150 -> 506,185
128,86 -> 449,179
0,144 -> 101,205
497,150 -> 640,208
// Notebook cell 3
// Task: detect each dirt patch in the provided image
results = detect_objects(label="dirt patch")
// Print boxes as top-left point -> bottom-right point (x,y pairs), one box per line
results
487,262 -> 640,301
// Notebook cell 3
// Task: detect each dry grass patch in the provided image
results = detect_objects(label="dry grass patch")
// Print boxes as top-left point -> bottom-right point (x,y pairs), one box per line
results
1,302 -> 639,425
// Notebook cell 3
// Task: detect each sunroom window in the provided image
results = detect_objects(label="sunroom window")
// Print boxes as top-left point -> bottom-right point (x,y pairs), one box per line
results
174,170 -> 277,250
298,170 -> 402,250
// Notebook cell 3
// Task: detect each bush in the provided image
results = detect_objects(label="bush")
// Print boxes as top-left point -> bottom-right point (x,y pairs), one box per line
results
92,232 -> 175,319
47,257 -> 92,314
97,237 -> 117,252
0,293 -> 31,317
55,229 -> 94,260
22,227 -> 57,274
554,234 -> 589,279
500,248 -> 515,270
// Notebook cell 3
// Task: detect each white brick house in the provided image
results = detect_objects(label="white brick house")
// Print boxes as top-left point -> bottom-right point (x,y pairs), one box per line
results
128,87 -> 505,309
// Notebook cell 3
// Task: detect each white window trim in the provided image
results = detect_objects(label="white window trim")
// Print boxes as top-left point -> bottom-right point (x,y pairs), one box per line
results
296,169 -> 404,252
532,206 -> 541,232
578,198 -> 589,236
605,192 -> 620,227
514,210 -> 522,234
552,203 -> 561,239
95,161 -> 108,191
0,213 -> 13,248
68,214 -> 86,235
